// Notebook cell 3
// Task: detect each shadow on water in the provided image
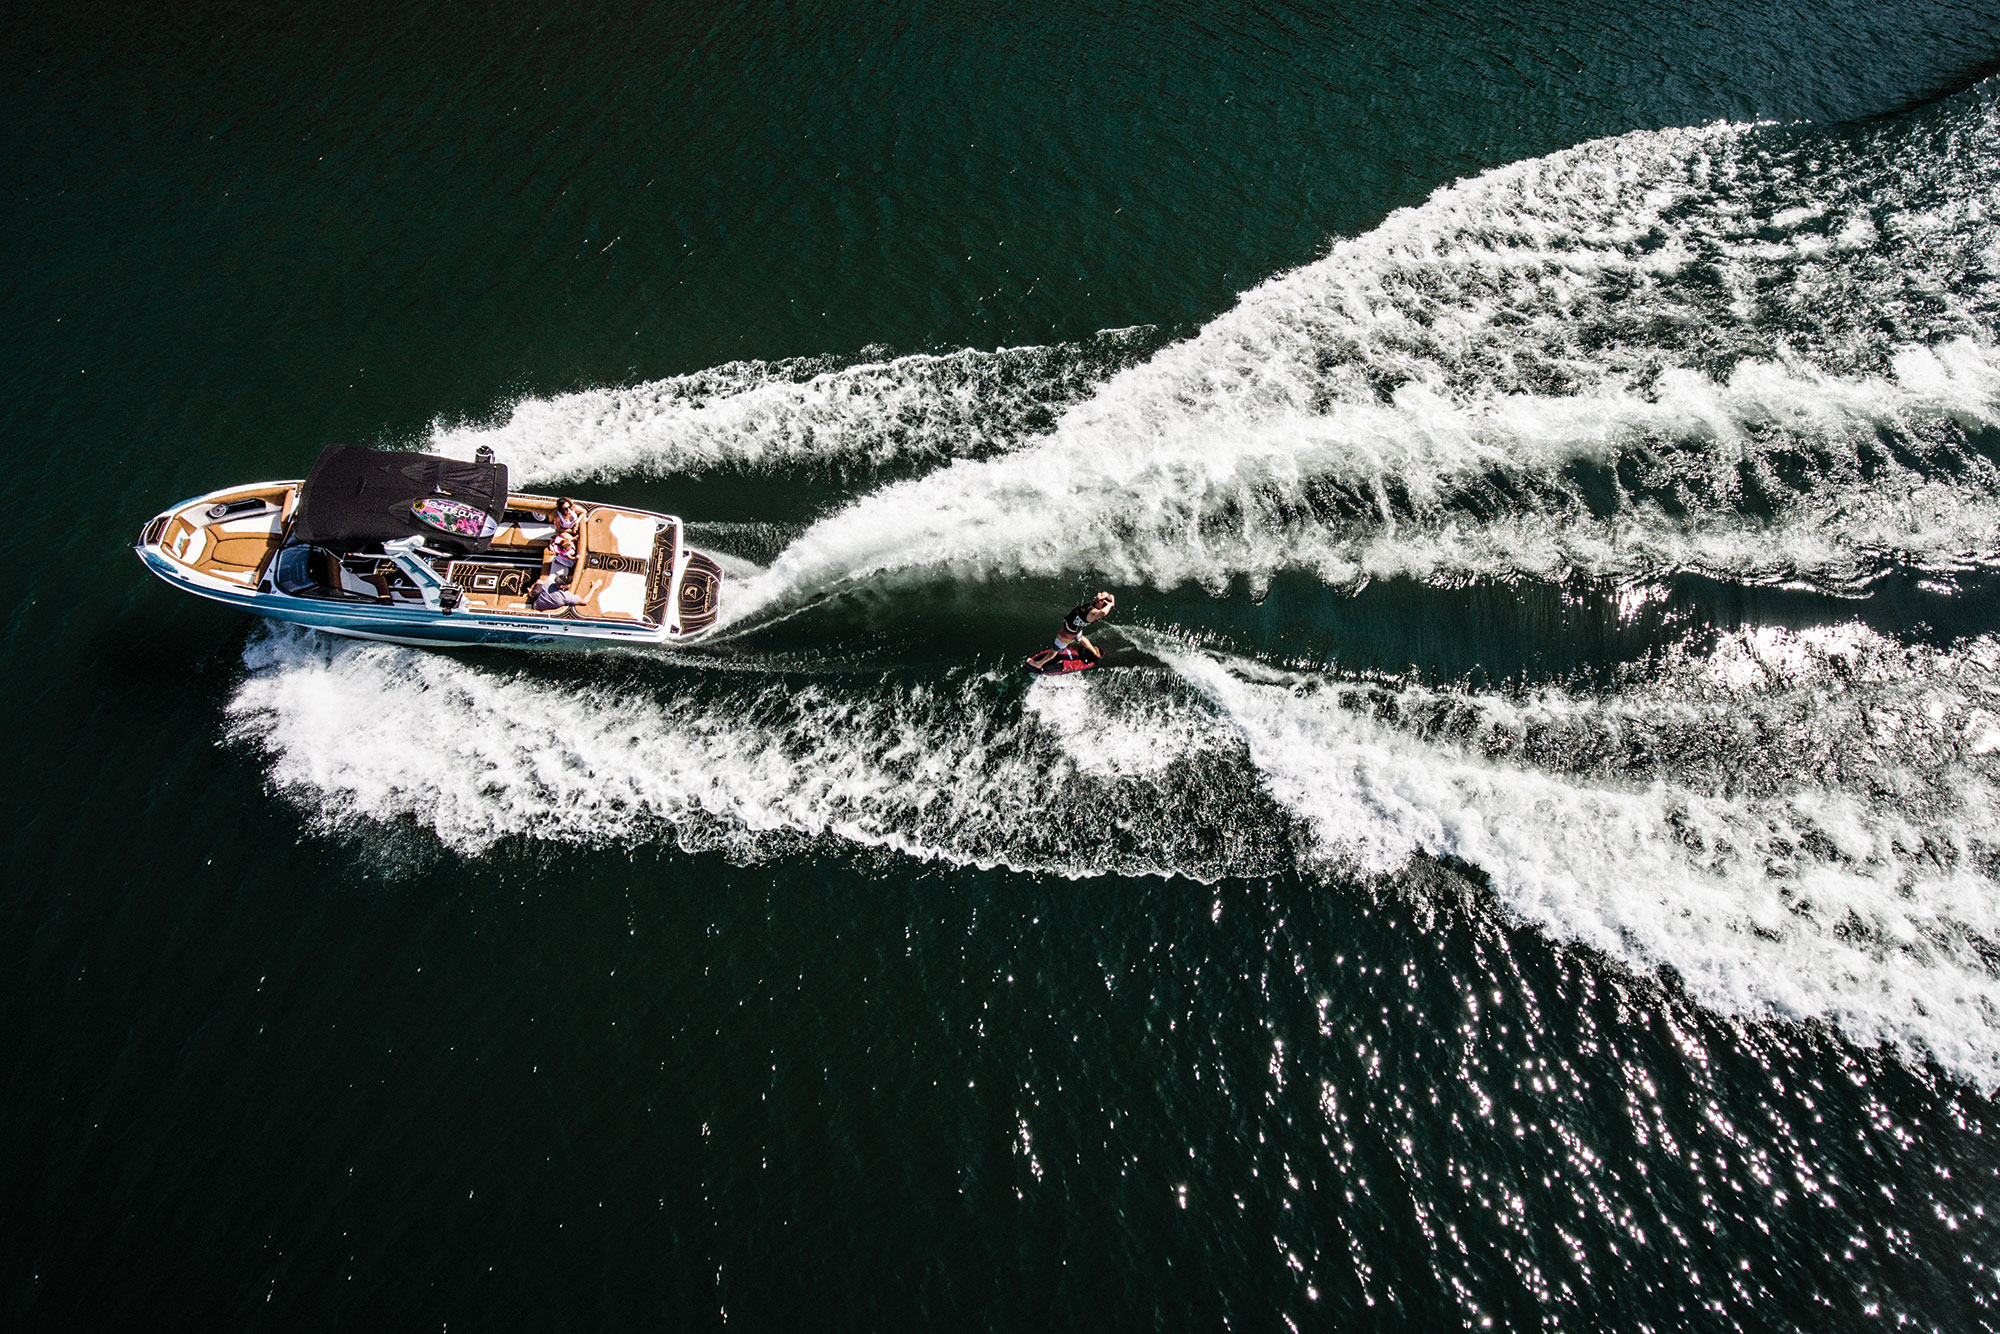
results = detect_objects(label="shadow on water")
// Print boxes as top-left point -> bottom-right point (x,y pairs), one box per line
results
1858,52 -> 2000,121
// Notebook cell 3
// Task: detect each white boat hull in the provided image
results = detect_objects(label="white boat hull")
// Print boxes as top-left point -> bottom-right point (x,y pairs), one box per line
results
136,473 -> 721,649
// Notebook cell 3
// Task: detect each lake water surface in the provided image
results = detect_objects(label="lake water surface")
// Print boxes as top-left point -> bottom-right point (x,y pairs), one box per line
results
9,1 -> 2000,1327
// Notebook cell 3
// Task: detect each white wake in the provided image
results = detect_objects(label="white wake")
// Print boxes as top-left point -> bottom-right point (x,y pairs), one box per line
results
228,621 -> 2000,1085
1166,630 -> 2000,1088
228,95 -> 2000,1089
722,108 -> 2000,616
427,332 -> 1157,485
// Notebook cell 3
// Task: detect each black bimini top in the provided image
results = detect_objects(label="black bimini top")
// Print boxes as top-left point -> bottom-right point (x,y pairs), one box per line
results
290,444 -> 509,553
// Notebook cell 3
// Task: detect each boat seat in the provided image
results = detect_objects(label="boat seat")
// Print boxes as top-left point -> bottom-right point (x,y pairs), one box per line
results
310,548 -> 344,592
305,549 -> 388,599
568,509 -> 657,621
207,534 -> 277,570
489,521 -> 556,548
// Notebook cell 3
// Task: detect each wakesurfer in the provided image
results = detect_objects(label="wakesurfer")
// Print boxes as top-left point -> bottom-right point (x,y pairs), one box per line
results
1026,591 -> 1115,671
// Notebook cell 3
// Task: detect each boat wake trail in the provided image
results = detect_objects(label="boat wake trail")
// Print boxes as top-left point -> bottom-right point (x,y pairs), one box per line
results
1164,630 -> 2000,1089
227,625 -> 1280,881
230,82 -> 2000,1087
427,329 -> 1161,486
720,92 -> 2000,622
231,621 -> 2000,1086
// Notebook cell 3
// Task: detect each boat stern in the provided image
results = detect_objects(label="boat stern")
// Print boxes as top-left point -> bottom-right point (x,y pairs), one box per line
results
672,550 -> 723,634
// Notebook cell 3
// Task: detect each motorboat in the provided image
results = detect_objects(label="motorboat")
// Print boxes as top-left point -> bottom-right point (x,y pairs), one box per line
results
135,444 -> 723,647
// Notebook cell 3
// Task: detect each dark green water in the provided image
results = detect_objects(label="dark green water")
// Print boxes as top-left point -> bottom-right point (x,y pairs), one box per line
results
11,1 -> 2000,1328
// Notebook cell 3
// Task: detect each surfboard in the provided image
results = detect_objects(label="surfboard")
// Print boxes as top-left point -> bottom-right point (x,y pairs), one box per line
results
410,496 -> 499,540
1027,646 -> 1100,675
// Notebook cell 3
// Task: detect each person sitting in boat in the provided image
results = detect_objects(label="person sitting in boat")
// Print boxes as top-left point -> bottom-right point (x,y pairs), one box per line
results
549,528 -> 578,585
554,497 -> 585,537
528,573 -> 580,612
1025,591 -> 1115,671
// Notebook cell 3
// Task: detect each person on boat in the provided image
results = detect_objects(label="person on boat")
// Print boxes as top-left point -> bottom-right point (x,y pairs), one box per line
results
1026,591 -> 1115,671
554,497 -> 585,537
529,574 -> 579,612
549,528 -> 578,585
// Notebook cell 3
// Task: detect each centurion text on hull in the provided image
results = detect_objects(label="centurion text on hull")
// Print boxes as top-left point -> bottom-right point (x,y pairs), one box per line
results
135,444 -> 722,648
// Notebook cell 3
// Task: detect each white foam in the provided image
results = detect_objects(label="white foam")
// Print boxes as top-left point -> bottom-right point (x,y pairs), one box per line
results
230,617 -> 2000,1086
726,109 -> 2000,615
1021,673 -> 1230,779
729,340 -> 2000,617
226,627 -> 1271,881
427,333 -> 1156,485
1163,634 -> 2000,1088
